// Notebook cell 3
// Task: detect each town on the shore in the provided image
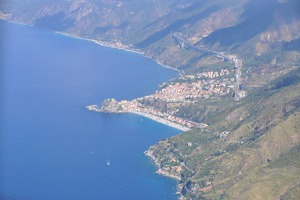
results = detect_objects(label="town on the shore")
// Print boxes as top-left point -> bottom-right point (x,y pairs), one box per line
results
87,66 -> 246,130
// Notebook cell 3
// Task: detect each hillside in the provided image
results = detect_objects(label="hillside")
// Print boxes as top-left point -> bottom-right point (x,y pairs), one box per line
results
1,0 -> 300,199
1,0 -> 299,74
147,67 -> 300,199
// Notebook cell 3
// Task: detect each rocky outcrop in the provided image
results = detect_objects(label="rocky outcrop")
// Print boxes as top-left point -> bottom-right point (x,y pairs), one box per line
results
145,143 -> 182,181
99,98 -> 123,112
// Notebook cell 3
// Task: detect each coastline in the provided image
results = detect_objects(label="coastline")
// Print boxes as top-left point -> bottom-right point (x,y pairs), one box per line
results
3,18 -> 185,198
144,145 -> 185,199
3,19 -> 184,200
55,32 -> 182,74
86,105 -> 190,132
55,32 -> 144,55
0,18 -> 181,74
145,149 -> 181,181
131,111 -> 190,132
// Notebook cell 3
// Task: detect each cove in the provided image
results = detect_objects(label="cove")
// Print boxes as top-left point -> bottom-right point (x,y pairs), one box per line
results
0,20 -> 180,200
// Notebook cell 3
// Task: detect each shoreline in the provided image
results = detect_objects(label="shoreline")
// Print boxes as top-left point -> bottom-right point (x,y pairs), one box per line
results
3,20 -> 188,132
130,111 -> 190,132
3,18 -> 186,198
86,105 -> 190,132
1,18 -> 181,74
55,32 -> 182,74
145,149 -> 181,181
55,32 -> 144,55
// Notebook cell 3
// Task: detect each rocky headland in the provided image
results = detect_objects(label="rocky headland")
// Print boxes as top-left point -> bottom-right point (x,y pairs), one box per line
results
86,98 -> 192,132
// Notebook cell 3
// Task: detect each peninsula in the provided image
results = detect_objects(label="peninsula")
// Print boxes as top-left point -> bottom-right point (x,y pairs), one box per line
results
3,0 -> 300,199
87,99 -> 193,132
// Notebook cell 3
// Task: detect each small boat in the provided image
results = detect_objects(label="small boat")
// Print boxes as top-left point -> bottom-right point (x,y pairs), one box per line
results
106,160 -> 110,166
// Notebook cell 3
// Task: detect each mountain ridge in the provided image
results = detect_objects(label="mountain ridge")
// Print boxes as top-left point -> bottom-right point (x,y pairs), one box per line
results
1,1 -> 299,199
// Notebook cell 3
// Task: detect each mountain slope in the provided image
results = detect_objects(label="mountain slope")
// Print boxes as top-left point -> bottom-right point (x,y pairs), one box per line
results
1,0 -> 299,73
147,67 -> 300,199
1,1 -> 300,199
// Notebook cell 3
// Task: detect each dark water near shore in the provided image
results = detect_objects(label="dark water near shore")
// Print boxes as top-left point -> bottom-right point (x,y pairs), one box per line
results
0,21 -> 180,200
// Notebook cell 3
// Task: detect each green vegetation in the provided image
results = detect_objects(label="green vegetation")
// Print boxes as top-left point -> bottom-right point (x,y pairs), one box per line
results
149,68 -> 300,199
3,1 -> 300,199
174,97 -> 236,123
2,0 -> 299,72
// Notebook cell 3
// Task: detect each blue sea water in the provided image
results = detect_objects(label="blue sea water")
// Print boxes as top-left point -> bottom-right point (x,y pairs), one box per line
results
0,21 -> 180,200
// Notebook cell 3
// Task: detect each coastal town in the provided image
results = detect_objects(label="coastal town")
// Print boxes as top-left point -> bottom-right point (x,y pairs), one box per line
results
87,98 -> 198,131
85,30 -> 247,131
87,66 -> 245,130
151,69 -> 237,102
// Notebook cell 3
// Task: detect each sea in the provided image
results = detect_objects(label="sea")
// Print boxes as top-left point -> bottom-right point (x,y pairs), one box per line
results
0,21 -> 180,200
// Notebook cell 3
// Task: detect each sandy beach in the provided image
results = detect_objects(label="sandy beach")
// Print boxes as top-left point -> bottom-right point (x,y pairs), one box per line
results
86,105 -> 190,132
56,30 -> 188,132
129,111 -> 190,132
